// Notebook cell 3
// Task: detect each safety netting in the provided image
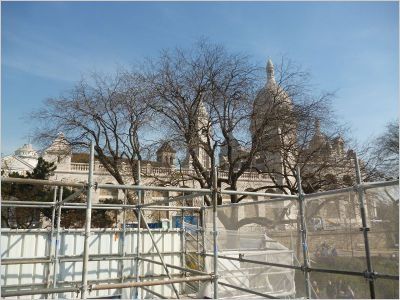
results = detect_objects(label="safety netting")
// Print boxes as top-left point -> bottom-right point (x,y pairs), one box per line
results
201,199 -> 299,299
305,183 -> 399,299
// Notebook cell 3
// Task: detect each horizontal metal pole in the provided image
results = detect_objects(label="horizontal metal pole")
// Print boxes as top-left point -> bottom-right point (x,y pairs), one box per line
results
1,200 -> 55,206
1,203 -> 53,208
204,253 -> 302,270
220,189 -> 297,199
1,202 -> 199,212
61,205 -> 198,211
309,267 -> 368,277
361,180 -> 399,190
1,286 -> 79,297
204,197 -> 296,209
58,252 -> 181,263
218,281 -> 278,299
65,202 -> 199,210
1,258 -> 51,265
309,267 -> 399,280
91,275 -> 212,291
305,187 -> 354,200
1,177 -> 85,188
61,205 -> 124,210
375,273 -> 399,280
62,202 -> 200,211
1,273 -> 184,291
1,228 -> 181,234
142,206 -> 200,211
97,183 -> 212,194
138,257 -> 208,276
140,192 -> 205,208
304,180 -> 398,200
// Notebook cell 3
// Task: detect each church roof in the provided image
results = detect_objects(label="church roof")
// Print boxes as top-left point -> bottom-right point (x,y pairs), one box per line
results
45,133 -> 71,154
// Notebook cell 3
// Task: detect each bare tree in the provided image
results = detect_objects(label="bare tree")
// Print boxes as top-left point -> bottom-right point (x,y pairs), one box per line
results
32,70 -> 155,205
145,41 -> 260,205
140,41 -> 355,236
145,41 -> 352,201
361,119 -> 399,181
31,41 -> 356,231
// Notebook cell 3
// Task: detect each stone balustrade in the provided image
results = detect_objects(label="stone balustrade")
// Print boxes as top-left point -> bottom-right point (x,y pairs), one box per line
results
69,162 -> 270,182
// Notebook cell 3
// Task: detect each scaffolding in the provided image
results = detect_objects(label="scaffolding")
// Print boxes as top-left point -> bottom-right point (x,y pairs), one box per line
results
1,143 -> 399,299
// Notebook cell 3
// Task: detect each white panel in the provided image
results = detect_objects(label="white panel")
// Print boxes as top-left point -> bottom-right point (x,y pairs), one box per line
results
1,229 -> 182,299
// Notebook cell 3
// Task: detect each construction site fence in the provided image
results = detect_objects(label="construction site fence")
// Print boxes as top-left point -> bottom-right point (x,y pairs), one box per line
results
1,143 -> 398,299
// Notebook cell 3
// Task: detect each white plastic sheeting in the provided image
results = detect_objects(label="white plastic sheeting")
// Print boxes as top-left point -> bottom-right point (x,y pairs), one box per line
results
203,202 -> 297,299
1,228 -> 182,299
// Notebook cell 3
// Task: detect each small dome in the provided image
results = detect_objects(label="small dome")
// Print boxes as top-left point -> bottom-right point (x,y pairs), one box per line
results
15,144 -> 38,158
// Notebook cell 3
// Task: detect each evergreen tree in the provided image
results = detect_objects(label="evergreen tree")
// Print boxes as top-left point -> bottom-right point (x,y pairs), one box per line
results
1,158 -> 57,228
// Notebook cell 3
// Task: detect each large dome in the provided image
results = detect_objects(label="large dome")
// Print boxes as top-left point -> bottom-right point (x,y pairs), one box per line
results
251,59 -> 293,135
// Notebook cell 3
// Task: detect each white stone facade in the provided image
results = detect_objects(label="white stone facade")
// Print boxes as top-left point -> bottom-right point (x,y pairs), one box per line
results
1,144 -> 39,176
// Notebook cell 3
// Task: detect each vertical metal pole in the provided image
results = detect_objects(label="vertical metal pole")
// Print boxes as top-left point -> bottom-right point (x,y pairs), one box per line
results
348,193 -> 355,257
46,187 -> 58,297
200,200 -> 206,291
212,166 -> 218,299
120,189 -> 127,294
354,154 -> 376,299
201,204 -> 206,261
134,160 -> 141,299
81,141 -> 95,299
296,167 -> 311,299
53,186 -> 63,299
180,208 -> 185,293
196,210 -> 201,291
134,207 -> 141,299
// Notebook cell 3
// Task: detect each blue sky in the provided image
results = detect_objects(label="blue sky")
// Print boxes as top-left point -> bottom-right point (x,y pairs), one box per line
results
2,1 -> 399,155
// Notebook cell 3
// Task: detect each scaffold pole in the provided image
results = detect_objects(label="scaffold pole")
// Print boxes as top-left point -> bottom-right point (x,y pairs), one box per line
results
354,154 -> 376,299
81,141 -> 95,299
297,166 -> 311,299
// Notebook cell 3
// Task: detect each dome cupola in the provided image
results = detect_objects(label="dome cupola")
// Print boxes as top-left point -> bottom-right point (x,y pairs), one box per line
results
267,58 -> 276,85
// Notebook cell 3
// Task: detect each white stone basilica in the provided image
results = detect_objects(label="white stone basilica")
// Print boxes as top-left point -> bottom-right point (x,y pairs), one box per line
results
2,59 -> 361,225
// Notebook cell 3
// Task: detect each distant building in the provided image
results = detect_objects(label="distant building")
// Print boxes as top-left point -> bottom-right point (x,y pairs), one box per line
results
2,59 -> 375,229
1,144 -> 39,176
